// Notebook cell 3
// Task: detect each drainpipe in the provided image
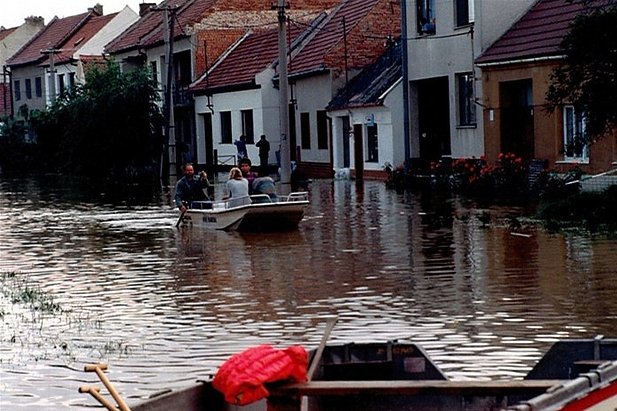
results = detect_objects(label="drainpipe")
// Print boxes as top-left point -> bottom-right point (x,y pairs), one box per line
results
401,0 -> 411,161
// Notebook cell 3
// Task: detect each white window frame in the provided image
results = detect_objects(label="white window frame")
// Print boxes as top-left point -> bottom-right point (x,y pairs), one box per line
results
563,105 -> 589,162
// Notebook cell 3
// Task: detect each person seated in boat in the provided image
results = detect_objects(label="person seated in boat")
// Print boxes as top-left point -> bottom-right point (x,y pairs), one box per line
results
239,158 -> 258,194
225,167 -> 250,207
175,163 -> 210,213
251,176 -> 277,202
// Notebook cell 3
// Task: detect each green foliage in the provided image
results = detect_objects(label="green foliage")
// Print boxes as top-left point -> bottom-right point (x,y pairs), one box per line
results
546,1 -> 617,142
0,111 -> 36,173
536,185 -> 617,233
31,61 -> 163,181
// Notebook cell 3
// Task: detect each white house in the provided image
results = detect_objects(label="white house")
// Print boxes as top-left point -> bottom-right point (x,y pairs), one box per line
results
405,0 -> 536,164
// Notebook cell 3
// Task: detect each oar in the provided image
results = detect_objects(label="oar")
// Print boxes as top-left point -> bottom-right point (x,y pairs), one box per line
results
301,316 -> 338,411
565,168 -> 617,185
84,364 -> 131,411
78,385 -> 120,411
307,316 -> 338,380
175,208 -> 187,228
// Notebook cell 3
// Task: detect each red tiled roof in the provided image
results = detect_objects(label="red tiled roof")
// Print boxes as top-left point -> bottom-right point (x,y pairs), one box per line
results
289,0 -> 380,76
476,0 -> 588,64
6,12 -> 90,67
54,13 -> 117,64
192,29 -> 279,92
0,27 -> 18,42
106,0 -> 217,53
192,21 -> 310,93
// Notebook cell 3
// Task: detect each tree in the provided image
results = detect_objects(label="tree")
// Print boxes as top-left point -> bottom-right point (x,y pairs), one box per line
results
546,0 -> 617,144
31,61 -> 163,182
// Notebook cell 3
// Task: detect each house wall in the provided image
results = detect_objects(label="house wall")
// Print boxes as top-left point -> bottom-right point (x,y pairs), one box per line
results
328,80 -> 403,179
481,61 -> 617,174
0,17 -> 45,72
10,65 -> 47,112
193,68 -> 280,168
406,0 -> 535,160
293,73 -> 334,163
76,7 -> 139,74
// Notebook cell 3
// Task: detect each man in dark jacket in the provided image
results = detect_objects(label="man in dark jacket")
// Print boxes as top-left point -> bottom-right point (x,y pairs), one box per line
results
175,163 -> 210,212
255,134 -> 270,169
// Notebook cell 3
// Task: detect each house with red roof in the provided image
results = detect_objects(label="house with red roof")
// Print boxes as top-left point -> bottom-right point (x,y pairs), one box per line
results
6,5 -> 138,114
105,0 -> 339,176
286,0 -> 400,177
1,17 -> 45,118
326,40 -> 402,180
405,0 -> 535,168
476,0 -> 616,181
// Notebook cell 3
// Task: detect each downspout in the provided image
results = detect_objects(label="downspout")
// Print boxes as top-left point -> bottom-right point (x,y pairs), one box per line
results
401,0 -> 411,161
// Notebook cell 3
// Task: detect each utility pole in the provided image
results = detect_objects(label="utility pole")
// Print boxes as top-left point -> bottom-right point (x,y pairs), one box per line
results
41,49 -> 60,105
153,5 -> 178,184
277,0 -> 291,185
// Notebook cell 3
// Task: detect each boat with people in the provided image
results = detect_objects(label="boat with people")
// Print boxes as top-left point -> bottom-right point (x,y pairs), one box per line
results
178,192 -> 309,231
121,337 -> 617,411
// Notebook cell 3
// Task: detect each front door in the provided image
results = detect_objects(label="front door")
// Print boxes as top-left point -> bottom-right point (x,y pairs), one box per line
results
500,79 -> 534,160
417,77 -> 451,162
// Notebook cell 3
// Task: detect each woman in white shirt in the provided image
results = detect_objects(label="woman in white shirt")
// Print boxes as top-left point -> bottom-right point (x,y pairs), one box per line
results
226,167 -> 249,201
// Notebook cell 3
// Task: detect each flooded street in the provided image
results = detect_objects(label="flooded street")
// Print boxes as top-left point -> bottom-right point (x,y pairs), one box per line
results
1,176 -> 616,410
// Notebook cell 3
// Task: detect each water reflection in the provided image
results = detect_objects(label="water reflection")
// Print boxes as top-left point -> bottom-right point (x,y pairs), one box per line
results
0,177 -> 616,409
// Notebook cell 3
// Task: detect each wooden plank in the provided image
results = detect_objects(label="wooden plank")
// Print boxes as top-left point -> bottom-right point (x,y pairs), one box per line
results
269,379 -> 564,397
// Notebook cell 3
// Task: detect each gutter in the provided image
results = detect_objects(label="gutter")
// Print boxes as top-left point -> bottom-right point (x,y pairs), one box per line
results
476,54 -> 564,68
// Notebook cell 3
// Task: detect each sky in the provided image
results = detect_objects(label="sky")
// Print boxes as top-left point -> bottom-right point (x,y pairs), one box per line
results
1,1 -> 146,29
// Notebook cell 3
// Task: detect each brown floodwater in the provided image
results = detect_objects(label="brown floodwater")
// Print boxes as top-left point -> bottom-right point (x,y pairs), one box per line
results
0,176 -> 615,410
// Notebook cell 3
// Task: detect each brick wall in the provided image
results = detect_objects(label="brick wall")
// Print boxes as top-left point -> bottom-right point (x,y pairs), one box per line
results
325,0 -> 400,72
194,28 -> 246,76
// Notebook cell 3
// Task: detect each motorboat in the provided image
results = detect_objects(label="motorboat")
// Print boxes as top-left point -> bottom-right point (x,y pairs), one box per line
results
179,192 -> 309,231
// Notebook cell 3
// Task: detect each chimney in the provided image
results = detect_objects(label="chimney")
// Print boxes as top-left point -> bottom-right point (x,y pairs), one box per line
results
140,3 -> 156,17
89,3 -> 104,16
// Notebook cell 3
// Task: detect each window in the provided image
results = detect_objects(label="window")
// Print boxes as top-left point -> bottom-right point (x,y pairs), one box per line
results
417,0 -> 436,34
563,105 -> 588,161
35,77 -> 42,97
14,80 -> 21,101
241,109 -> 254,143
366,124 -> 378,162
317,110 -> 328,149
68,72 -> 75,89
150,61 -> 158,84
455,0 -> 474,27
220,111 -> 232,144
58,74 -> 65,97
457,73 -> 476,126
25,79 -> 32,99
300,112 -> 311,149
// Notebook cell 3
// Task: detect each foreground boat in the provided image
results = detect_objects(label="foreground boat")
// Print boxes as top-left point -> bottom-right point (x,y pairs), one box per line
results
179,192 -> 309,231
131,337 -> 617,411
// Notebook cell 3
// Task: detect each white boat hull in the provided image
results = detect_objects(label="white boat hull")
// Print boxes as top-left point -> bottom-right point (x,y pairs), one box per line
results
181,192 -> 309,231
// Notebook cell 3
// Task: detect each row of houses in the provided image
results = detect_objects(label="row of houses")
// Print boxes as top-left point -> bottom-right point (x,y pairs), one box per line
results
1,0 -> 615,180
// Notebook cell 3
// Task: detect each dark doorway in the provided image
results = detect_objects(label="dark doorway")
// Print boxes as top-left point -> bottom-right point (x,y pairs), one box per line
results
353,124 -> 364,181
342,116 -> 351,168
202,113 -> 215,177
500,79 -> 534,160
417,77 -> 451,162
289,103 -> 297,161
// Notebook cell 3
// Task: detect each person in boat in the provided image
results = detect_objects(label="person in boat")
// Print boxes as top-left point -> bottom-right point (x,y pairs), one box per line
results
175,163 -> 210,213
239,157 -> 258,194
225,167 -> 249,200
252,176 -> 277,202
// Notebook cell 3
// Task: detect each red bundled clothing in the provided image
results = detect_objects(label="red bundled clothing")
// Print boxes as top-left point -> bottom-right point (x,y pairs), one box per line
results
213,345 -> 308,405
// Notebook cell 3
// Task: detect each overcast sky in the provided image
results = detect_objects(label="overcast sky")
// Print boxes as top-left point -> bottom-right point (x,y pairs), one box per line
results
1,1 -> 146,29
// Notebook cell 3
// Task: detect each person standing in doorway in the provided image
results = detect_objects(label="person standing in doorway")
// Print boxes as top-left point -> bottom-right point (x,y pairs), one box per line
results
255,134 -> 270,170
234,135 -> 248,162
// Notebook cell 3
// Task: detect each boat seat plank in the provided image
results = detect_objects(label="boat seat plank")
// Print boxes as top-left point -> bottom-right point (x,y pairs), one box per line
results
269,379 -> 564,396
